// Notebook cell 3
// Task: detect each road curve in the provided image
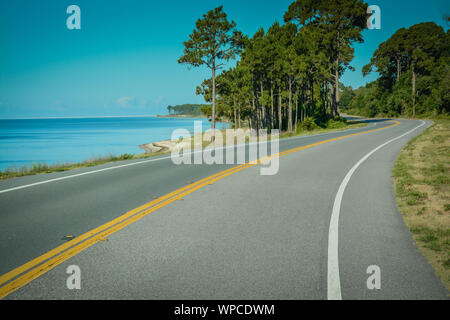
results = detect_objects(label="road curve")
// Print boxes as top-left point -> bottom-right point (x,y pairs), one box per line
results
0,118 -> 448,299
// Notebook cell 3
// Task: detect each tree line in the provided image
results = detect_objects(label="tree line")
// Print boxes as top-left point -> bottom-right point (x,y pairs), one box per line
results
167,104 -> 204,116
341,22 -> 449,118
178,1 -> 448,141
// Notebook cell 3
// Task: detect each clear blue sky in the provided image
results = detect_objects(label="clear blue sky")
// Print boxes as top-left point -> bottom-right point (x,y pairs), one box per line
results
0,0 -> 448,118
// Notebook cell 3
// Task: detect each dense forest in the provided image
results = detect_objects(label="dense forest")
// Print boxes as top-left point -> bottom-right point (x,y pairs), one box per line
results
178,0 -> 449,140
167,104 -> 204,116
341,22 -> 450,118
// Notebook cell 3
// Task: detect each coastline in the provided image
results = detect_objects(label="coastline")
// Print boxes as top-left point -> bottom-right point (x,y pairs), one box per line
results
0,116 -> 221,174
1,120 -> 366,180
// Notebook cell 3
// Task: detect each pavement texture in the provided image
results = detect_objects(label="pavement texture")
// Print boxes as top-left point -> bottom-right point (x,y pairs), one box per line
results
0,119 -> 448,299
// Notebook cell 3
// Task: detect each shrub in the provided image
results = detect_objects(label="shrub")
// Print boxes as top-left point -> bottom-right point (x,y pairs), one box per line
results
326,119 -> 346,129
301,117 -> 317,131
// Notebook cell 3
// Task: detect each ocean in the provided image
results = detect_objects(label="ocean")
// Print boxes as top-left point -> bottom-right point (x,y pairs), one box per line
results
0,117 -> 229,171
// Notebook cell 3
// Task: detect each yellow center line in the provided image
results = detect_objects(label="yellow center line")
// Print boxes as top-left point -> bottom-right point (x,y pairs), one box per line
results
0,120 -> 400,299
0,163 -> 248,287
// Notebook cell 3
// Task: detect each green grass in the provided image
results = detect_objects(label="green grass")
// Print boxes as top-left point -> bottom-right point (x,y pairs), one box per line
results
393,118 -> 450,288
414,227 -> 450,253
422,163 -> 446,176
0,153 -> 156,180
405,190 -> 428,206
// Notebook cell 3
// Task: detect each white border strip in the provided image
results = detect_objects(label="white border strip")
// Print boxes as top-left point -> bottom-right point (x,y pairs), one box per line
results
327,120 -> 426,300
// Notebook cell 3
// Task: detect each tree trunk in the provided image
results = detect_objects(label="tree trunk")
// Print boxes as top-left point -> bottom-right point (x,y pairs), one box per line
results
288,77 -> 293,132
300,89 -> 304,122
260,81 -> 265,130
328,83 -> 332,114
278,87 -> 282,131
211,64 -> 216,142
335,58 -> 340,116
396,57 -> 401,83
252,92 -> 258,131
238,103 -> 241,129
295,88 -> 298,132
412,68 -> 416,118
233,98 -> 237,129
270,84 -> 274,131
331,81 -> 336,117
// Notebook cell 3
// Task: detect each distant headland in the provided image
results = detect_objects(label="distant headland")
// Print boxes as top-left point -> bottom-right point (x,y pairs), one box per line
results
158,104 -> 208,118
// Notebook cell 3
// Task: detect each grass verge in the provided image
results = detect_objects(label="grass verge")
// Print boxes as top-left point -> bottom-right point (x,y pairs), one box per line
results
0,152 -> 167,180
393,119 -> 450,290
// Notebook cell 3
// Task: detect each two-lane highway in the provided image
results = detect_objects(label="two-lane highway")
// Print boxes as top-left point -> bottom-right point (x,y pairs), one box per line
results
0,119 -> 447,299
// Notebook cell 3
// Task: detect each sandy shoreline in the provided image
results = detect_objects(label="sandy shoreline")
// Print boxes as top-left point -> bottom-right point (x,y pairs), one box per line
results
138,129 -> 269,154
140,117 -> 232,153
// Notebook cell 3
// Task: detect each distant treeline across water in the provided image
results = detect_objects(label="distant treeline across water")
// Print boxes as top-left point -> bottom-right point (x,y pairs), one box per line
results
167,104 -> 206,116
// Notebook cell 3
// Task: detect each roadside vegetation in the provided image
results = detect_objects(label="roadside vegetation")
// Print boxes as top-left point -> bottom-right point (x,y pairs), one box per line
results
0,154 -> 135,180
393,119 -> 450,290
178,2 -> 448,141
340,23 -> 449,118
179,1 -> 370,142
193,117 -> 367,149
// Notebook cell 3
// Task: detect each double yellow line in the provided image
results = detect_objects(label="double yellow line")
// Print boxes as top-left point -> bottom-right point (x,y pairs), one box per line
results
0,120 -> 400,299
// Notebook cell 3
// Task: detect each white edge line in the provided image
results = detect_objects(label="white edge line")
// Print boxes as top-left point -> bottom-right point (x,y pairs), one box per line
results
327,120 -> 426,300
0,120 -> 390,195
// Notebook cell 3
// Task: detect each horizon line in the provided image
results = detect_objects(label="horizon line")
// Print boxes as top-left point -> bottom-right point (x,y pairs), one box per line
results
0,114 -> 168,120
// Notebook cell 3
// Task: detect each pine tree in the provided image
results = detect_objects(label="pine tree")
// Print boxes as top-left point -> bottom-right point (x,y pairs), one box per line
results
179,6 -> 243,141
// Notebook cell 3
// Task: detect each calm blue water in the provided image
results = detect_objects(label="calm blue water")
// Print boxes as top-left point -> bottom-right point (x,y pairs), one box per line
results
0,117 -> 229,171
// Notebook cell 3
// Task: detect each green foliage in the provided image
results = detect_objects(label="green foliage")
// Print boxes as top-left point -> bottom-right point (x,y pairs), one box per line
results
182,3 -> 448,136
0,154 -> 137,180
326,118 -> 347,129
167,104 -> 204,116
300,117 -> 317,131
186,0 -> 369,133
200,104 -> 212,118
178,6 -> 243,69
340,85 -> 356,109
347,22 -> 450,118
412,226 -> 450,252
179,6 -> 243,137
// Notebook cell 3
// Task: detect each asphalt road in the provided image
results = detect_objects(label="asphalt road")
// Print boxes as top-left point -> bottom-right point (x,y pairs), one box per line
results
0,118 -> 448,299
